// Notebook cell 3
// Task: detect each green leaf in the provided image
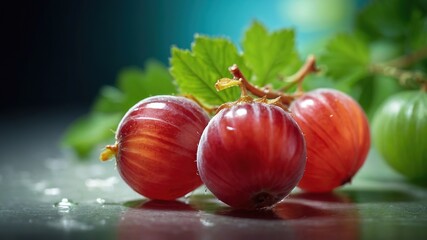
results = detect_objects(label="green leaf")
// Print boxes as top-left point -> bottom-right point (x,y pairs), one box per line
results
355,0 -> 427,57
408,10 -> 427,52
143,60 -> 178,96
356,0 -> 410,41
93,60 -> 176,114
242,21 -> 301,87
170,35 -> 246,106
116,67 -> 148,108
303,75 -> 338,91
61,113 -> 122,159
92,85 -> 126,113
320,33 -> 370,81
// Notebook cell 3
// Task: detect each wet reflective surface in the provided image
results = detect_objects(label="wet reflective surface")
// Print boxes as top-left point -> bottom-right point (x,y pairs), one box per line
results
1,108 -> 427,239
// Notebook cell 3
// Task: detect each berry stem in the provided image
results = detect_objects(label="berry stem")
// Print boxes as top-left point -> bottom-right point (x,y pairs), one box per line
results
215,78 -> 290,112
228,55 -> 318,105
100,144 -> 118,161
279,54 -> 318,93
219,77 -> 252,101
215,77 -> 247,96
228,65 -> 295,105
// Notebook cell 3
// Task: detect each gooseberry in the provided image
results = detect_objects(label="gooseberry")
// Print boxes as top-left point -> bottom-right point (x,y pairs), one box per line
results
197,101 -> 306,209
290,89 -> 370,192
100,95 -> 210,200
372,90 -> 427,182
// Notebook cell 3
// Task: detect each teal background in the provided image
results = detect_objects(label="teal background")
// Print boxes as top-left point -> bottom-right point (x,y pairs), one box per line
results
2,0 -> 368,111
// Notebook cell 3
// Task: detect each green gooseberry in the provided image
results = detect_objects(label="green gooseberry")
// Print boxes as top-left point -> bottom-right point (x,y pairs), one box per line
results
372,90 -> 427,182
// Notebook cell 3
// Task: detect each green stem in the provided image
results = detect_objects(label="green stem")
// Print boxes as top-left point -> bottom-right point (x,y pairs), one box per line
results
280,54 -> 318,92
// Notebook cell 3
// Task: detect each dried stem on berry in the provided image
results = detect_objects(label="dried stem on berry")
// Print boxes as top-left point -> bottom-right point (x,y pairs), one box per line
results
214,55 -> 318,113
228,55 -> 318,106
214,78 -> 253,112
228,64 -> 295,105
215,78 -> 289,112
100,144 -> 118,161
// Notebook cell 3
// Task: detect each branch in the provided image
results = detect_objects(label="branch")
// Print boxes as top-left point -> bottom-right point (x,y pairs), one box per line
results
228,64 -> 295,105
281,54 -> 318,92
228,55 -> 318,105
386,45 -> 427,68
370,64 -> 427,87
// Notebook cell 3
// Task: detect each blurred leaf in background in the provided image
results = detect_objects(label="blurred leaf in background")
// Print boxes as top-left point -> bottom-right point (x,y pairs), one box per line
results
314,0 -> 427,119
62,60 -> 176,159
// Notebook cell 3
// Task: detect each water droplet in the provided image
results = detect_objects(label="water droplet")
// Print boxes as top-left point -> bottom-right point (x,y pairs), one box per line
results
44,188 -> 61,196
96,198 -> 106,205
329,114 -> 333,118
54,198 -> 76,213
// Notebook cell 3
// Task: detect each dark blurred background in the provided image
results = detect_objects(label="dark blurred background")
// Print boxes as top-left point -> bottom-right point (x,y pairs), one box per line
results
1,0 -> 368,113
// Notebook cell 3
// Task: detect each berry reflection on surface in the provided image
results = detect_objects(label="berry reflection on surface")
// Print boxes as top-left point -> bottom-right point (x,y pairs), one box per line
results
118,191 -> 359,240
118,200 -> 203,240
